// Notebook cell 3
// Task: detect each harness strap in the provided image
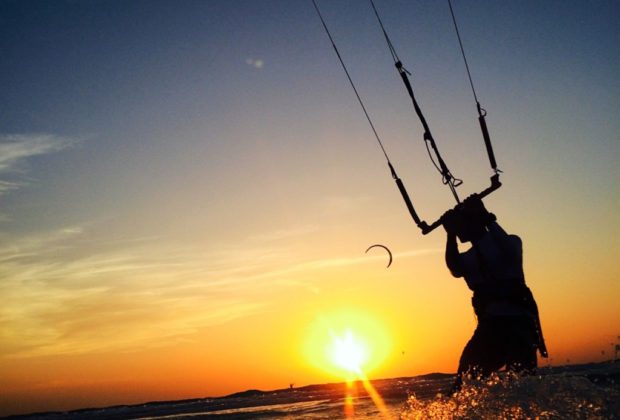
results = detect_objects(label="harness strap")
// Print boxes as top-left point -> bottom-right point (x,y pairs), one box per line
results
472,284 -> 548,358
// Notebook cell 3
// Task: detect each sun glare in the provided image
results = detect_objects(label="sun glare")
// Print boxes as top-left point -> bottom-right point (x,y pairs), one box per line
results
330,330 -> 367,374
303,308 -> 391,380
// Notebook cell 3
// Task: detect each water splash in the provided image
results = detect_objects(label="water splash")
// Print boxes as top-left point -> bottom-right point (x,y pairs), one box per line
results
401,371 -> 620,419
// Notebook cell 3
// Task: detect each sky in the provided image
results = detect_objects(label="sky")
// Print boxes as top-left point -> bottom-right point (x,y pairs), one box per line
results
1,0 -> 619,416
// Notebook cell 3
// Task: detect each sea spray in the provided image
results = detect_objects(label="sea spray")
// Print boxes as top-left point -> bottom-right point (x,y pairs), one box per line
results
400,371 -> 620,419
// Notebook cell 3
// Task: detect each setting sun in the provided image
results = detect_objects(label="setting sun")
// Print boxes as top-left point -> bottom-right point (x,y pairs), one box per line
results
303,308 -> 392,380
330,330 -> 367,374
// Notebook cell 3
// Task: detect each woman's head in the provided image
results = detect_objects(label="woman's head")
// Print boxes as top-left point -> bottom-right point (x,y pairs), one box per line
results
450,201 -> 489,243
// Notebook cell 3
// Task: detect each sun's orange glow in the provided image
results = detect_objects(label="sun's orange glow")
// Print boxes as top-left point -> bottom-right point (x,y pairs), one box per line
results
303,308 -> 392,380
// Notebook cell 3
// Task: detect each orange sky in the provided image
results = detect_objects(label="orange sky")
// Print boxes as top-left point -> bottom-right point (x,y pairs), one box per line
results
2,232 -> 618,415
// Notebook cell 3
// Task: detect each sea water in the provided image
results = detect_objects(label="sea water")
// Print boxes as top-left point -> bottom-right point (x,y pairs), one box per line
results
8,363 -> 619,419
401,370 -> 620,419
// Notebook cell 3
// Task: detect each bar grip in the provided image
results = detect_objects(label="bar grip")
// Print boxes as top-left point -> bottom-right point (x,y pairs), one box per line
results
394,177 -> 423,226
479,114 -> 498,171
478,173 -> 501,199
421,174 -> 502,235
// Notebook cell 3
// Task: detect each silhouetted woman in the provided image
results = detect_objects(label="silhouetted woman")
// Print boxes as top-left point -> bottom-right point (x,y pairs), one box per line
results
442,195 -> 547,391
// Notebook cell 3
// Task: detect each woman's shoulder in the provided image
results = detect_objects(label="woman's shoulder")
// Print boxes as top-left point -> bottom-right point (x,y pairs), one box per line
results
508,234 -> 522,246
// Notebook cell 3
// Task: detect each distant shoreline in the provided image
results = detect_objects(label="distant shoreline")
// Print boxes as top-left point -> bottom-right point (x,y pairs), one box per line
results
5,361 -> 619,419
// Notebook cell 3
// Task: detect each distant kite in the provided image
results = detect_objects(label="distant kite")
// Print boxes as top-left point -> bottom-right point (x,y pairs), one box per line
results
365,244 -> 393,268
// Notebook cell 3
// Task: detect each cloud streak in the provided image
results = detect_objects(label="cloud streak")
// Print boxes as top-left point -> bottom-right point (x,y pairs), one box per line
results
0,134 -> 72,171
0,223 -> 438,359
0,227 -> 277,359
0,134 -> 73,196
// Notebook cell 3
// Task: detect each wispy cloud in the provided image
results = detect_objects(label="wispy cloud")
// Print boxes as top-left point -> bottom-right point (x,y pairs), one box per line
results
0,180 -> 21,195
0,227 -> 275,358
0,134 -> 73,171
0,134 -> 74,196
0,223 -> 438,359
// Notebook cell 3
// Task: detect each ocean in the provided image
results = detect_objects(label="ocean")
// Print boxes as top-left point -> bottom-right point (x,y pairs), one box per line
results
6,362 -> 619,419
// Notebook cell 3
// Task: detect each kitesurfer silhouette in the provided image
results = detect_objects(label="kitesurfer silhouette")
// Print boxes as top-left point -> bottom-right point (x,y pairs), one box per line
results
442,195 -> 547,392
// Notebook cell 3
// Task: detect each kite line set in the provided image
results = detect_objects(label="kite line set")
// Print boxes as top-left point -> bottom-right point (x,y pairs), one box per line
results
311,0 -> 502,235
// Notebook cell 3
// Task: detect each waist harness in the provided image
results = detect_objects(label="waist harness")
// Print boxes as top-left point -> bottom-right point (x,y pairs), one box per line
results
472,283 -> 548,357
